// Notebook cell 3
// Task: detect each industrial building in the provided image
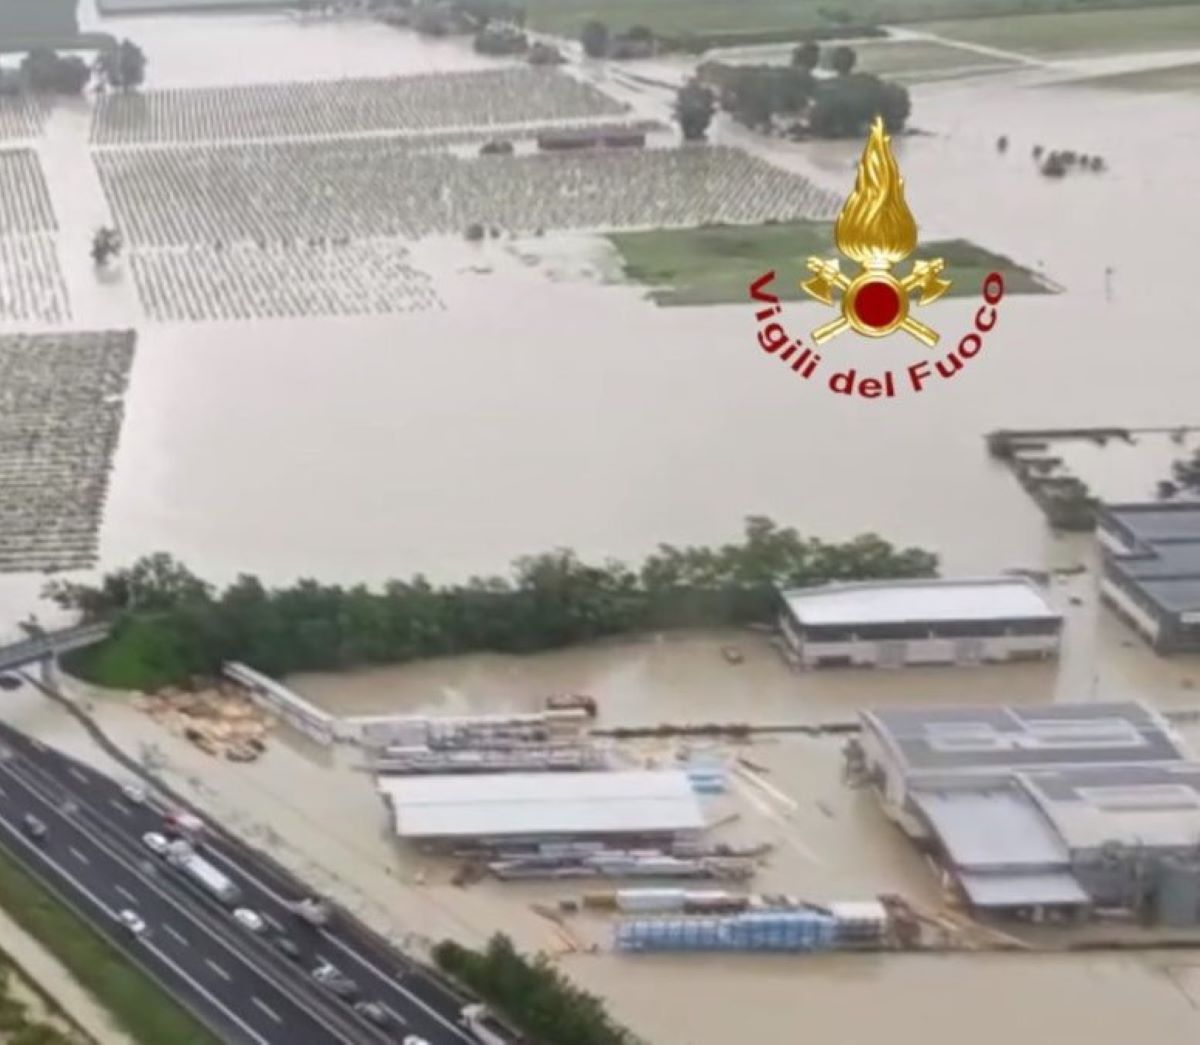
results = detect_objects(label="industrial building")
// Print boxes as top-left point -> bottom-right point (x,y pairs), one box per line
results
853,702 -> 1200,923
777,577 -> 1062,669
377,770 -> 705,850
1096,501 -> 1200,654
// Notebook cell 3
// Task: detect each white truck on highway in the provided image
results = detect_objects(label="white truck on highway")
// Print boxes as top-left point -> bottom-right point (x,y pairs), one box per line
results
171,850 -> 242,906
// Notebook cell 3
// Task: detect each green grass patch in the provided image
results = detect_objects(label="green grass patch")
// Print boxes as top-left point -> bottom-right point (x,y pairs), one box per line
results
525,0 -> 1197,37
608,222 -> 1049,306
0,843 -> 221,1045
918,4 -> 1200,56
1060,59 -> 1200,90
849,38 -> 1014,77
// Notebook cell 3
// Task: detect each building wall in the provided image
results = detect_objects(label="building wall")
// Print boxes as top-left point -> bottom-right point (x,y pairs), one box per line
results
0,0 -> 79,38
1098,575 -> 1163,647
789,632 -> 1059,669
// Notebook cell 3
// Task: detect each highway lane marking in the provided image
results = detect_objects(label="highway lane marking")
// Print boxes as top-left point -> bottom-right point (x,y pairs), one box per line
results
381,1003 -> 408,1027
163,923 -> 189,946
144,941 -> 272,1045
108,798 -> 132,817
261,912 -> 283,931
0,760 -> 359,1045
204,840 -> 472,1039
251,996 -> 283,1024
205,958 -> 231,981
114,884 -> 138,904
69,847 -> 89,865
68,767 -> 89,784
319,934 -> 476,1043
0,784 -> 6,797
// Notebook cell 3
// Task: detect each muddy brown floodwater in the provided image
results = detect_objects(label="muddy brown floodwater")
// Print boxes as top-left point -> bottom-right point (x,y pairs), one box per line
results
2,6 -> 1200,1043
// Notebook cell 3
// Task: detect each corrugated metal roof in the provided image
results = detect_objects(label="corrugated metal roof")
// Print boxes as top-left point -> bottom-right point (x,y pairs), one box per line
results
958,871 -> 1089,908
912,786 -> 1069,870
779,578 -> 1059,627
378,770 -> 705,839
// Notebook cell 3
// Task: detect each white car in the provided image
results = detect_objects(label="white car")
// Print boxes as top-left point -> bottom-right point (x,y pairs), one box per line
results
233,908 -> 265,933
403,1037 -> 430,1045
122,783 -> 147,803
142,831 -> 169,856
118,909 -> 146,935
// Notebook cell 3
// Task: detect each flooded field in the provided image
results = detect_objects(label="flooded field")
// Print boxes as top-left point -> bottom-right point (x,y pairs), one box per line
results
0,4 -> 1199,1042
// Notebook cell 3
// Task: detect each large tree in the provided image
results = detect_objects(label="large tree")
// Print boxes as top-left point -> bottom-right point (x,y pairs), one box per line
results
97,39 -> 146,91
674,80 -> 716,141
830,44 -> 857,75
791,40 -> 820,71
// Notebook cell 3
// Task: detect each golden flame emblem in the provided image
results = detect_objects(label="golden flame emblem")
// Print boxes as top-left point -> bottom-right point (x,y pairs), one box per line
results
801,117 -> 950,346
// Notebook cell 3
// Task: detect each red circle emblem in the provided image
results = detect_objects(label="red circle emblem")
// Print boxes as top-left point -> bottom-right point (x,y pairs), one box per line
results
852,279 -> 903,330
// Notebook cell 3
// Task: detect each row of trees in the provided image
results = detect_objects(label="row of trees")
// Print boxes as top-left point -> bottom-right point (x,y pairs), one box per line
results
0,40 -> 146,98
697,43 -> 911,138
50,517 -> 938,690
433,934 -> 630,1045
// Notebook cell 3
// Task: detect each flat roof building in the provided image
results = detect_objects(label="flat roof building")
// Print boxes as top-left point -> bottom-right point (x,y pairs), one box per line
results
853,701 -> 1200,919
777,578 -> 1061,669
378,770 -> 705,848
1097,501 -> 1200,654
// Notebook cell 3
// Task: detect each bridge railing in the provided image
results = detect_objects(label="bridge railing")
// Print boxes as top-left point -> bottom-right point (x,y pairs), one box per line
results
0,621 -> 113,670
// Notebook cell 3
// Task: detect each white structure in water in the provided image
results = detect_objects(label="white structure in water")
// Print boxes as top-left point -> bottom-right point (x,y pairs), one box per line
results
776,577 -> 1062,669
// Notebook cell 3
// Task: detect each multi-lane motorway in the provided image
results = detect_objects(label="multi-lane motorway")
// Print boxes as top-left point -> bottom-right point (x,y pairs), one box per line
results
0,717 -> 483,1045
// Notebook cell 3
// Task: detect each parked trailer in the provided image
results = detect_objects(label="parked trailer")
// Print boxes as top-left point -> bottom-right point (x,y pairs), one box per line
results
615,912 -> 838,953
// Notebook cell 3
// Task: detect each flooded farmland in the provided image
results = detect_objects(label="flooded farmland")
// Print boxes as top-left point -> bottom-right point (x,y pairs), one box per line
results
2,2 -> 1200,1043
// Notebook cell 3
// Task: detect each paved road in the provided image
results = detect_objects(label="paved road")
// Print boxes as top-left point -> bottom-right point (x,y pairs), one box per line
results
0,750 -> 355,1044
0,719 -> 479,1044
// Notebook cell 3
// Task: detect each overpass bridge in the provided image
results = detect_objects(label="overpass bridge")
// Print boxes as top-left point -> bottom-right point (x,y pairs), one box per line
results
0,622 -> 112,683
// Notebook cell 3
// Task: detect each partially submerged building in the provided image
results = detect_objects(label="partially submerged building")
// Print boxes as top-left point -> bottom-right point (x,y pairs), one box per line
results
378,770 -> 705,850
777,577 -> 1062,669
1096,501 -> 1200,654
856,702 -> 1200,922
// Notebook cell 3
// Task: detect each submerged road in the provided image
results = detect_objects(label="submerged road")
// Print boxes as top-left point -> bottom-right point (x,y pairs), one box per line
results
0,719 -> 478,1044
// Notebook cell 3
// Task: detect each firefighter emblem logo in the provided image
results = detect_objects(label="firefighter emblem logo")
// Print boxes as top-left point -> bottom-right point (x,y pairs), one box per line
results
801,116 -> 950,347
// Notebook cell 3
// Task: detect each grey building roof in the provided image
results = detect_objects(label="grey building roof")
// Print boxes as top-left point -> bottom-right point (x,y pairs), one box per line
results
911,786 -> 1069,870
778,577 -> 1059,628
864,702 -> 1188,773
1019,763 -> 1200,850
957,870 -> 1089,908
1100,502 -> 1200,615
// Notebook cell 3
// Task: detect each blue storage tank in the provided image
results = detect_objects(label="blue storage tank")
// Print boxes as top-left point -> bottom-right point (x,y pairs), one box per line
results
614,912 -> 837,953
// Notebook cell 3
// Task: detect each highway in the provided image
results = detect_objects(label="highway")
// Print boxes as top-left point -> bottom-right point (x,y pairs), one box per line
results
0,719 -> 481,1044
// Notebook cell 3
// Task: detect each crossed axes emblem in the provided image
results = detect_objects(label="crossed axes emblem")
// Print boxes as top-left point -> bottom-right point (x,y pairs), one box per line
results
801,257 -> 952,347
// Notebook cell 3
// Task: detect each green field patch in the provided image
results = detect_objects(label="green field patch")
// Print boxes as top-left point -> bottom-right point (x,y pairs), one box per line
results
525,0 -> 1198,38
849,38 -> 1016,77
1060,60 -> 1200,91
608,222 -> 1049,307
918,5 -> 1200,56
0,844 -> 220,1045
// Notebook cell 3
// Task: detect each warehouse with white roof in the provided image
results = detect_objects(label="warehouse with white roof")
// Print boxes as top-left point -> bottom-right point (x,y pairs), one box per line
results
377,770 -> 706,850
777,577 -> 1062,668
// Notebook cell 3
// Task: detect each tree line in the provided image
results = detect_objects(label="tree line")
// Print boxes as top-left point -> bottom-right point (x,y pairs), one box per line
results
698,42 -> 911,138
48,517 -> 937,691
433,934 -> 632,1045
0,39 -> 145,97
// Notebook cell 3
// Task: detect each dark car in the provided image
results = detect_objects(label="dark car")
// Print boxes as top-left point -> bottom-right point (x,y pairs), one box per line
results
353,1001 -> 389,1027
22,814 -> 47,841
311,963 -> 358,1001
272,934 -> 303,962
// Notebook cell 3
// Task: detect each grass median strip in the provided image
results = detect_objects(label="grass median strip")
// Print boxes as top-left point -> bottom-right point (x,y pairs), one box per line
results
0,843 -> 221,1045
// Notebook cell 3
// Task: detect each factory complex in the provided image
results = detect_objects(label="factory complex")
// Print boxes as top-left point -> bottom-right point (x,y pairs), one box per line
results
853,701 -> 1200,924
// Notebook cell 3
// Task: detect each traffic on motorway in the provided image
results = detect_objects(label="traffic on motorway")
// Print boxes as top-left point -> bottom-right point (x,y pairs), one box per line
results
0,717 -> 507,1045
